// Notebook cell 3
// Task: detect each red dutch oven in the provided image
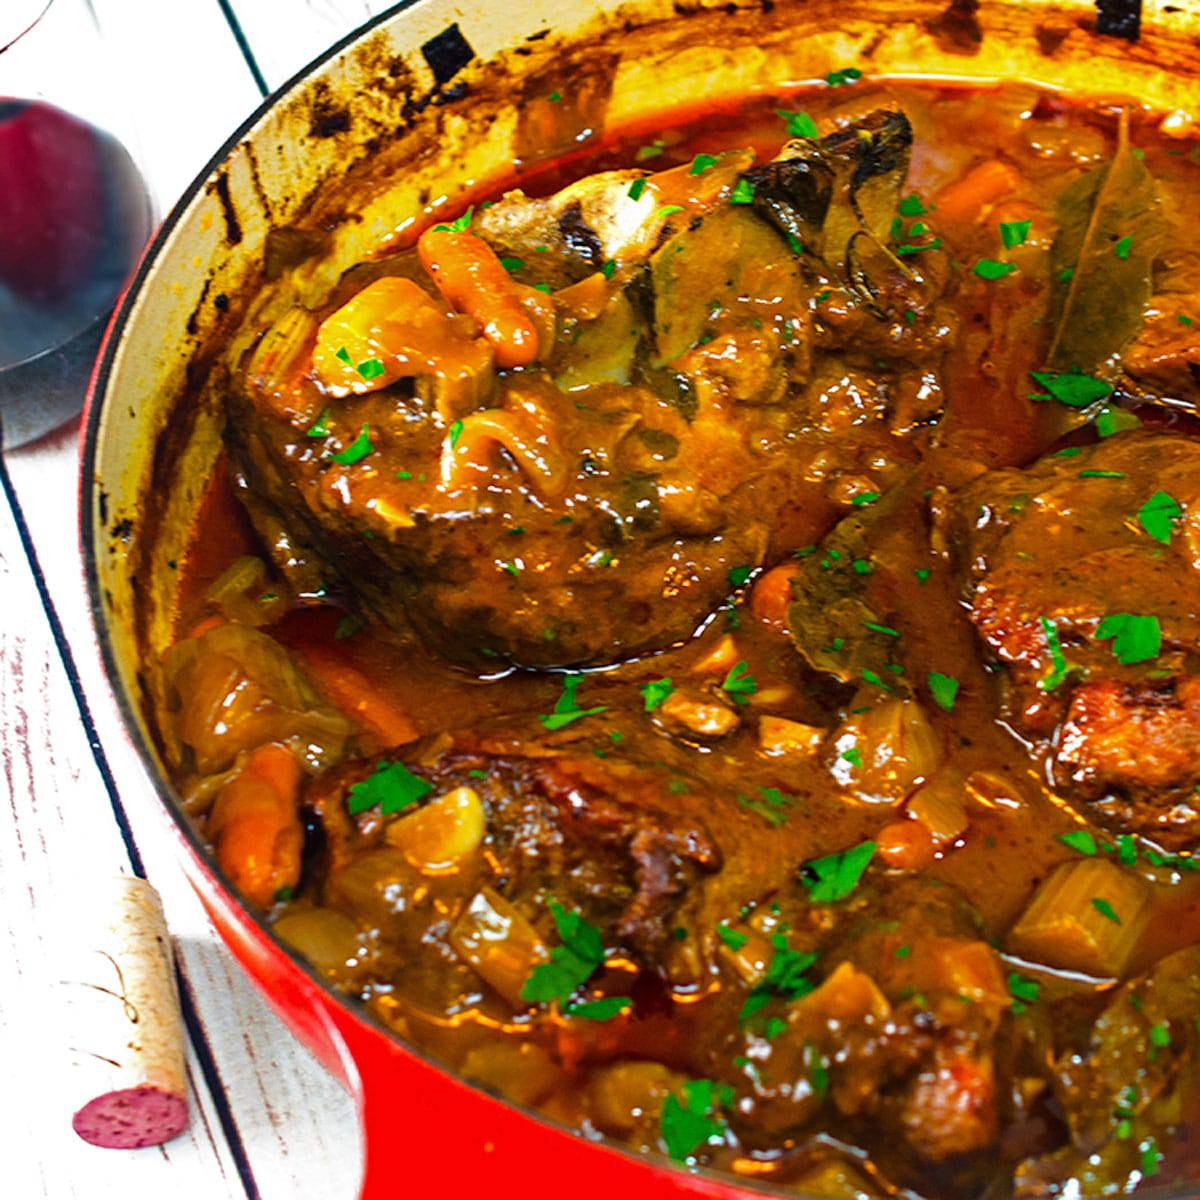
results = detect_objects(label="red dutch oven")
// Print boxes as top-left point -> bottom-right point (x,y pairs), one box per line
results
79,1 -> 1200,1195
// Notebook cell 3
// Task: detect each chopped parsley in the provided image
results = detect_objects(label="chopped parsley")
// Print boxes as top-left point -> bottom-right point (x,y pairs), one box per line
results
799,840 -> 876,903
1149,1021 -> 1171,1048
721,660 -> 757,705
635,139 -> 665,161
564,996 -> 632,1021
928,672 -> 959,712
600,258 -> 617,279
521,899 -> 605,1004
655,204 -> 685,221
329,423 -> 373,465
1092,897 -> 1122,924
1114,234 -> 1134,260
898,194 -> 927,217
777,109 -> 819,139
716,924 -> 749,951
825,67 -> 863,86
1094,613 -> 1161,665
851,491 -> 881,507
1008,972 -> 1040,1014
1037,617 -> 1069,692
448,419 -> 464,448
729,177 -> 756,205
914,568 -> 930,584
627,177 -> 648,202
999,219 -> 1032,248
306,408 -> 331,438
660,1079 -> 728,1162
689,152 -> 719,175
347,760 -> 432,816
727,564 -> 752,587
741,933 -> 817,1019
1078,469 -> 1126,478
974,258 -> 1017,280
641,677 -> 674,712
357,357 -> 385,380
1029,370 -> 1113,408
737,787 -> 792,826
498,256 -> 525,273
863,621 -> 900,638
1137,491 -> 1182,545
1060,830 -> 1099,855
432,206 -> 473,234
1095,405 -> 1141,437
540,675 -> 608,730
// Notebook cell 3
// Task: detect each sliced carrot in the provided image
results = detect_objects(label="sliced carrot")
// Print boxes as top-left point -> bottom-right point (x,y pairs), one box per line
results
208,743 -> 302,908
932,160 -> 1020,224
418,228 -> 542,368
292,642 -> 419,747
749,563 -> 799,633
875,816 -> 937,871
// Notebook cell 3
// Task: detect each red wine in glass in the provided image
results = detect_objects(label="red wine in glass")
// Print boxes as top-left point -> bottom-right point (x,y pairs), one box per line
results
0,98 -> 153,444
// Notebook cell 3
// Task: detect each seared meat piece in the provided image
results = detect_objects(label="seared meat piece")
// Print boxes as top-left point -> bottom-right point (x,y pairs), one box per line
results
949,431 -> 1200,846
307,736 -> 720,965
229,112 -> 947,669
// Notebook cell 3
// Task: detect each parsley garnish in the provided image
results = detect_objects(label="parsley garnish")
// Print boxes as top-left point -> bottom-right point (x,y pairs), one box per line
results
641,677 -> 674,711
432,206 -> 473,234
600,258 -> 617,279
498,256 -> 525,273
564,996 -> 631,1021
799,840 -> 876,903
716,925 -> 748,951
721,660 -> 757,705
741,933 -> 817,1018
729,177 -> 756,205
1029,370 -> 1113,408
1095,405 -> 1141,437
1060,830 -> 1098,855
1092,897 -> 1122,923
1094,613 -> 1161,664
928,671 -> 958,711
1008,972 -> 1040,1014
737,787 -> 791,826
727,564 -> 752,587
627,177 -> 648,202
689,152 -> 719,175
329,423 -> 373,465
1078,469 -> 1125,479
357,357 -> 385,380
1138,491 -> 1182,545
660,1079 -> 728,1162
777,109 -> 818,138
306,408 -> 331,438
914,567 -> 930,584
347,760 -> 432,815
974,258 -> 1017,280
999,219 -> 1032,248
850,491 -> 881,507
825,67 -> 862,86
635,140 -> 665,161
1037,617 -> 1069,692
655,204 -> 684,221
521,899 -> 605,1003
898,194 -> 926,217
540,675 -> 607,730
448,419 -> 464,448
1114,234 -> 1134,260
548,90 -> 562,102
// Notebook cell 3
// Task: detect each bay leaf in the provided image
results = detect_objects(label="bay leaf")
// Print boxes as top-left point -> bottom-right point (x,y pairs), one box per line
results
1047,110 -> 1165,373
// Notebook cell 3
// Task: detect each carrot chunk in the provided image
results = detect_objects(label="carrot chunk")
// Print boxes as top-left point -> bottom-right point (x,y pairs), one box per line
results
418,228 -> 543,368
933,160 -> 1020,224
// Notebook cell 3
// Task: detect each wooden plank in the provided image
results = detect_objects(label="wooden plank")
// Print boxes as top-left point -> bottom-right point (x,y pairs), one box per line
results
5,430 -> 359,1200
3,0 -> 361,1194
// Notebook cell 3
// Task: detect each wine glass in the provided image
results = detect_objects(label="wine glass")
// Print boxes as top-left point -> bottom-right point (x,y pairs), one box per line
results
0,0 -> 154,446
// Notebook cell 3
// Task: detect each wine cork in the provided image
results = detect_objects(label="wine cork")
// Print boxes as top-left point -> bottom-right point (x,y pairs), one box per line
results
60,876 -> 189,1148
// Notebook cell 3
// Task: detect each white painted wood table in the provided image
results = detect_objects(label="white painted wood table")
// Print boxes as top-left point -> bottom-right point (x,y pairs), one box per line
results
2,3 -> 411,1196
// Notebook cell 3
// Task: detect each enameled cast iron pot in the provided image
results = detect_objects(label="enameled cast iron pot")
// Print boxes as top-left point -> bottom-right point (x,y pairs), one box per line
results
80,2 -> 1200,1195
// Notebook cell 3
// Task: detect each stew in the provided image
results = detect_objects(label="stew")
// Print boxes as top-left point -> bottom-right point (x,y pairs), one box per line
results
163,78 -> 1200,1198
